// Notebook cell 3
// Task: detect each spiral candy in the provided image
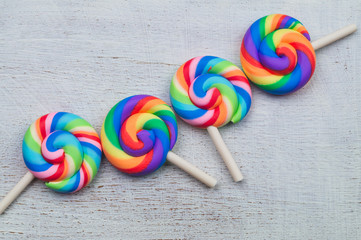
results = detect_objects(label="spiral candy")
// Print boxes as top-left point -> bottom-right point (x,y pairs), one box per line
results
170,56 -> 252,128
22,112 -> 102,193
240,14 -> 316,95
101,95 -> 178,176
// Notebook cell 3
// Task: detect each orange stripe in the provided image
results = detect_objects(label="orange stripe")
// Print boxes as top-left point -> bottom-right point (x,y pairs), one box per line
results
176,64 -> 189,90
139,98 -> 167,113
270,14 -> 282,33
72,131 -> 98,137
124,116 -> 139,142
82,164 -> 90,184
35,118 -> 43,141
106,152 -> 146,170
57,159 -> 68,181
222,69 -> 243,79
214,103 -> 227,127
242,60 -> 270,78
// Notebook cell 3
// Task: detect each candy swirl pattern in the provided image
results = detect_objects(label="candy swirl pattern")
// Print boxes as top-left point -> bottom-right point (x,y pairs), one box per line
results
170,56 -> 252,128
240,14 -> 316,95
22,112 -> 102,193
101,95 -> 177,176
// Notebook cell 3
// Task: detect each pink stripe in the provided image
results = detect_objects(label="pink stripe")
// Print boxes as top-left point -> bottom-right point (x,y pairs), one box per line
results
189,56 -> 202,81
41,146 -> 64,161
77,137 -> 101,150
231,80 -> 252,97
75,169 -> 85,192
184,109 -> 215,126
45,112 -> 56,135
31,165 -> 59,180
41,134 -> 64,161
189,86 -> 216,108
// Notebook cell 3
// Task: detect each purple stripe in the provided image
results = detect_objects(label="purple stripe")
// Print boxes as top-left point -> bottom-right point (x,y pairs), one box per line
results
294,51 -> 312,92
260,55 -> 290,71
243,29 -> 259,61
120,130 -> 154,157
280,16 -> 292,28
139,138 -> 164,175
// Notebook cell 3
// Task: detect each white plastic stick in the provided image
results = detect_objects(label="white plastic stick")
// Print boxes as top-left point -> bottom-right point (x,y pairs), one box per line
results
0,171 -> 35,215
166,151 -> 217,188
312,24 -> 357,50
207,126 -> 243,182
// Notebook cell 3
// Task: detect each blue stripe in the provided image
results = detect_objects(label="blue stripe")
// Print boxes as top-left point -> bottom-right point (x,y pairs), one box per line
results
51,112 -> 66,132
195,56 -> 217,78
113,97 -> 131,136
235,86 -> 252,112
81,142 -> 102,168
57,172 -> 81,193
272,65 -> 301,95
55,113 -> 80,130
251,19 -> 262,49
285,17 -> 297,29
22,143 -> 52,171
170,97 -> 206,120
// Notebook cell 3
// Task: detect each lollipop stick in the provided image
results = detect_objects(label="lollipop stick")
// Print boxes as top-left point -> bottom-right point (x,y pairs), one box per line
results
312,24 -> 357,50
207,126 -> 243,182
166,151 -> 217,187
0,171 -> 35,214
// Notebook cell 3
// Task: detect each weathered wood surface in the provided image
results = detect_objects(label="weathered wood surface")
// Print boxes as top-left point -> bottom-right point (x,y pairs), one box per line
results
0,1 -> 360,239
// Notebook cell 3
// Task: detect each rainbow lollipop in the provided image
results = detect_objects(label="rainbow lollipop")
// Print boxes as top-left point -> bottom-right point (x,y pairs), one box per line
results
101,95 -> 217,187
170,56 -> 252,182
0,112 -> 102,214
241,14 -> 356,95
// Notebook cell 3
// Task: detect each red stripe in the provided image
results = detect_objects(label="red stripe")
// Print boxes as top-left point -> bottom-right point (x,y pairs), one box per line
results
73,133 -> 100,143
122,151 -> 154,174
43,152 -> 65,164
183,59 -> 192,86
291,42 -> 316,73
228,75 -> 248,82
241,42 -> 263,69
276,14 -> 286,29
266,46 -> 296,75
39,114 -> 48,140
202,89 -> 221,110
201,108 -> 219,128
43,162 -> 64,181
121,126 -> 144,150
81,165 -> 89,185
131,95 -> 156,115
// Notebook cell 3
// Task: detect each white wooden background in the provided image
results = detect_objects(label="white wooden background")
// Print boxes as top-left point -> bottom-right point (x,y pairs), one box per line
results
0,0 -> 360,239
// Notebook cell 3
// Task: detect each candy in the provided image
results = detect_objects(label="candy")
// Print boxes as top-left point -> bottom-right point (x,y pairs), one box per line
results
101,95 -> 217,186
241,14 -> 357,95
0,112 -> 102,214
240,14 -> 316,95
23,112 -> 102,192
170,56 -> 252,182
170,56 -> 252,128
101,95 -> 177,175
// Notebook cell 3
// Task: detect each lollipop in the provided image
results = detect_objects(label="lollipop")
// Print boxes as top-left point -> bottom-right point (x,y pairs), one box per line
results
241,14 -> 357,95
0,112 -> 102,214
101,95 -> 217,187
170,56 -> 252,182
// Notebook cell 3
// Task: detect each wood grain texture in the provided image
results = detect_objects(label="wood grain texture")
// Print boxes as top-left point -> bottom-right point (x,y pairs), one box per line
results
0,0 -> 360,239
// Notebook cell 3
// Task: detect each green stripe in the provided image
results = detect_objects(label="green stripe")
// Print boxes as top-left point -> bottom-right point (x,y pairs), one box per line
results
46,178 -> 68,190
23,127 -> 41,153
257,74 -> 290,91
104,106 -> 121,148
83,154 -> 98,177
144,119 -> 169,138
209,61 -> 232,74
170,80 -> 192,104
64,119 -> 91,131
